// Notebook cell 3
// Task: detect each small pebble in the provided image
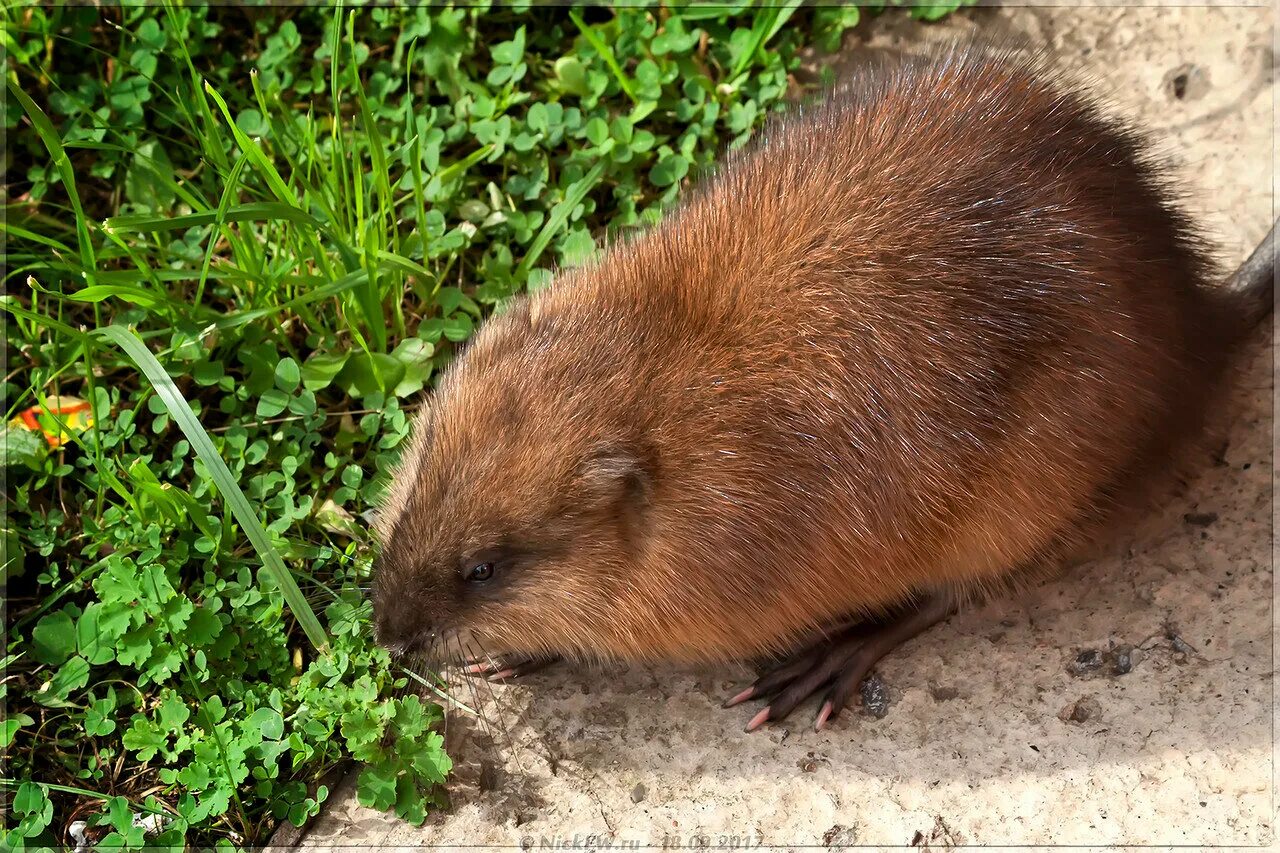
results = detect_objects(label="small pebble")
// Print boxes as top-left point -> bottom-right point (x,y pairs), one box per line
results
1060,696 -> 1102,723
1163,63 -> 1210,102
860,673 -> 891,718
630,783 -> 647,804
823,824 -> 859,847
1069,648 -> 1104,675
1112,644 -> 1135,675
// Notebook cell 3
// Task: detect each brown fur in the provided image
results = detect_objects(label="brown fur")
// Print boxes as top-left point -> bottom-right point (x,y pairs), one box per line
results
372,43 -> 1263,668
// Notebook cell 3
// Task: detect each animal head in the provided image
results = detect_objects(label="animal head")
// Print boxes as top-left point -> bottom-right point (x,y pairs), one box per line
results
370,292 -> 662,667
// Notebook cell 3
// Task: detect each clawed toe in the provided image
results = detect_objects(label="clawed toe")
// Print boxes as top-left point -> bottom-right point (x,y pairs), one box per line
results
728,592 -> 955,731
736,653 -> 858,732
463,654 -> 561,681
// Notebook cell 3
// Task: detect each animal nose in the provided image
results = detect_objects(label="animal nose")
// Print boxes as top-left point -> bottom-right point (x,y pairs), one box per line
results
372,595 -> 432,654
369,556 -> 438,654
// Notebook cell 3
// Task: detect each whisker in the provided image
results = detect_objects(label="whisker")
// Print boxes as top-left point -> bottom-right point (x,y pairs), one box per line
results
453,635 -> 500,749
401,658 -> 479,717
427,635 -> 478,720
463,637 -> 527,775
435,635 -> 450,749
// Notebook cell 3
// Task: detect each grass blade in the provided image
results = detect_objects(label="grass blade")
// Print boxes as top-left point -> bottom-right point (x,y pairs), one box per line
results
349,13 -> 394,349
515,159 -> 608,280
0,222 -> 72,253
196,152 -> 251,305
92,325 -> 331,654
210,258 -> 403,332
202,81 -> 295,206
62,285 -> 168,308
7,76 -> 97,285
568,10 -> 638,105
732,0 -> 805,79
376,250 -> 435,283
105,201 -> 325,235
435,143 -> 497,186
2,297 -> 87,340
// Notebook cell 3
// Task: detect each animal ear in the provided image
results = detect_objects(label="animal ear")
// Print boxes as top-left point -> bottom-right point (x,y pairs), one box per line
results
577,443 -> 653,510
576,443 -> 654,549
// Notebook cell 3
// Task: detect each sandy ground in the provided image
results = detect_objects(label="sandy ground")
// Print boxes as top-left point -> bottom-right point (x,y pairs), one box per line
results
298,4 -> 1275,848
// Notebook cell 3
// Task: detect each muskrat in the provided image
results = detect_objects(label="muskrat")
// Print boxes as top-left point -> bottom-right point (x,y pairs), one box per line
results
372,43 -> 1275,731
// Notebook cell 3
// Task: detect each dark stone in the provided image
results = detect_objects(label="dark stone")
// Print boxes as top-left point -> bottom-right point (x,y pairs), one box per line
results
1061,696 -> 1102,724
1069,648 -> 1104,675
1112,645 -> 1135,675
860,673 -> 891,718
1164,63 -> 1209,102
823,824 -> 859,847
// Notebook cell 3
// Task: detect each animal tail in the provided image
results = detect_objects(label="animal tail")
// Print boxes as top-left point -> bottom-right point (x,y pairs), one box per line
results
1220,217 -> 1277,333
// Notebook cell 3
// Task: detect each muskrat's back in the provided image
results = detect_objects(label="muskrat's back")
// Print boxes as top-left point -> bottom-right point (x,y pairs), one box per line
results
521,48 -> 1220,651
375,45 -> 1243,677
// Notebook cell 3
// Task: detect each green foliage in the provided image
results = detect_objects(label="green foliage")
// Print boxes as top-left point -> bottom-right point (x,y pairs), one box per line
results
3,1 -> 971,850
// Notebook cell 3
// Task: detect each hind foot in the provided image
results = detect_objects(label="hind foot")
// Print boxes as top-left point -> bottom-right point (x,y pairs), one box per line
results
725,593 -> 955,732
463,654 -> 561,682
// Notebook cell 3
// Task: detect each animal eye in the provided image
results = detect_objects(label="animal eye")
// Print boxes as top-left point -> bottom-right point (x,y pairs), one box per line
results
466,562 -> 495,584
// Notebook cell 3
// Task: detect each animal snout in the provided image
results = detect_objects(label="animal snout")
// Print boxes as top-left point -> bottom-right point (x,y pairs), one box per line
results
370,571 -> 433,654
373,606 -> 434,656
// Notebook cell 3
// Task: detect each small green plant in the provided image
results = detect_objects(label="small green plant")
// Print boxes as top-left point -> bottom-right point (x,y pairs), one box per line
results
3,1 -> 972,849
